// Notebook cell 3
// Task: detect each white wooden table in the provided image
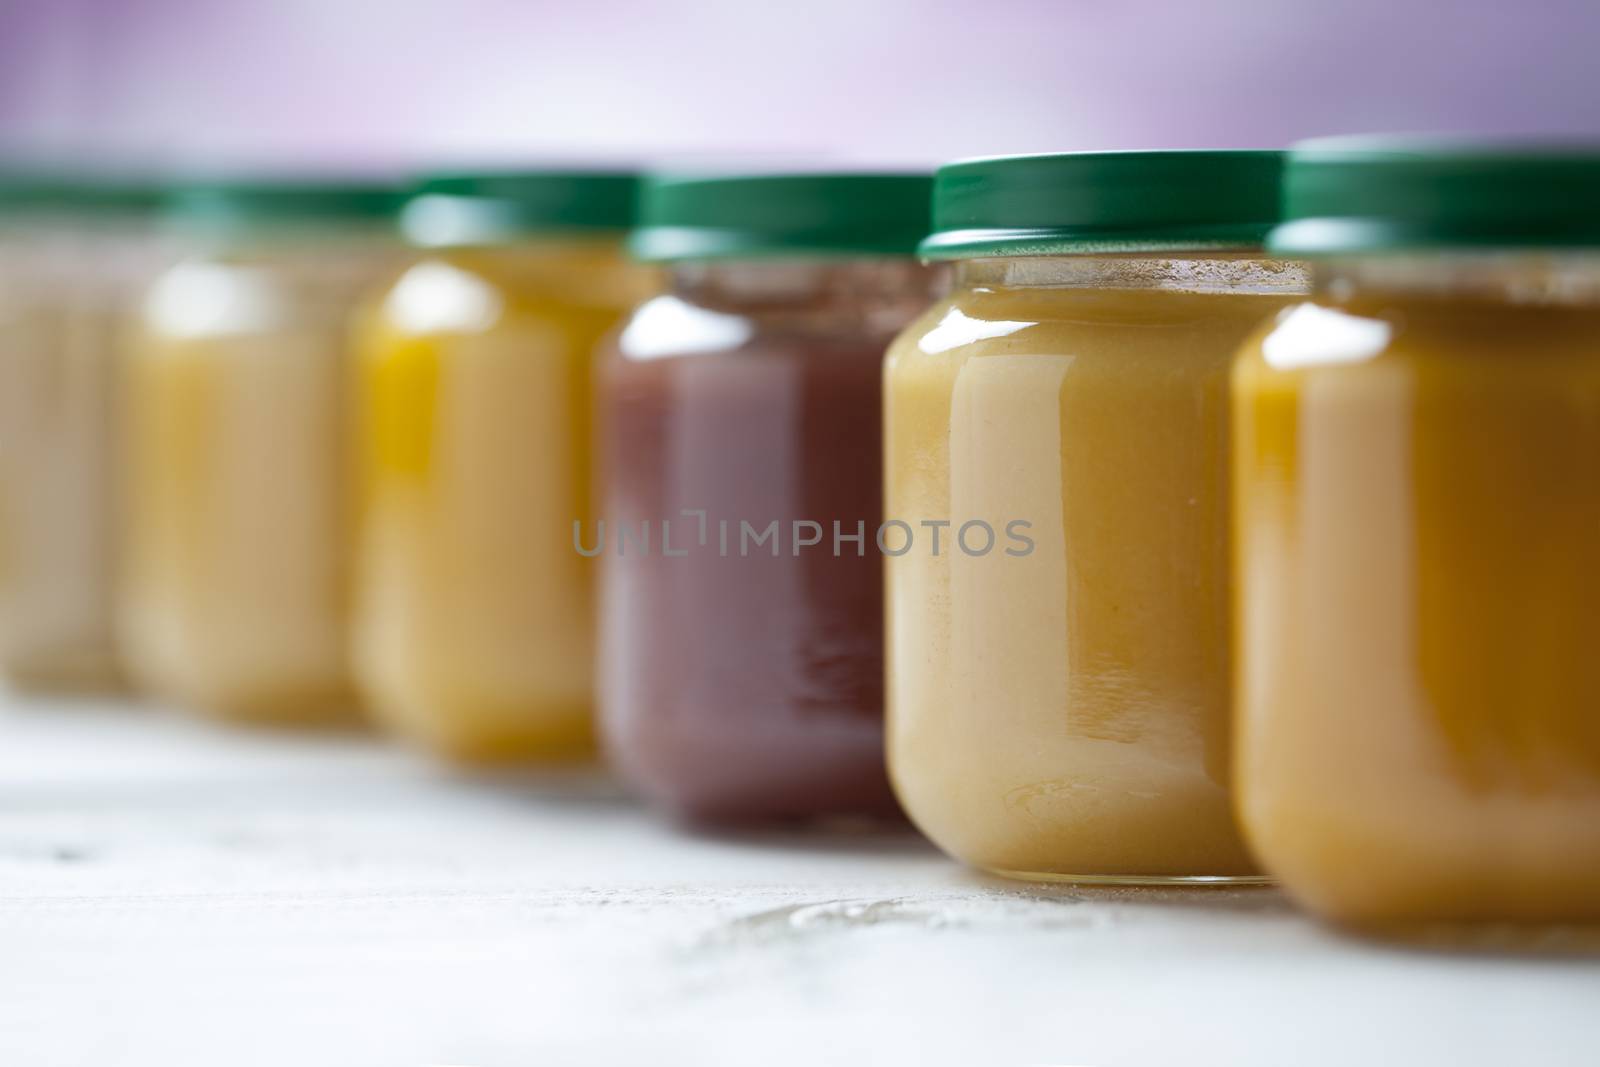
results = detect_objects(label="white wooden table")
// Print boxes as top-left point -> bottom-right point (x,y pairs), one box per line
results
2,695 -> 1597,1066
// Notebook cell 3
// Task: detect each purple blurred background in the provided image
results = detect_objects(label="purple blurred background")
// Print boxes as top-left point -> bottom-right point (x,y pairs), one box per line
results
3,0 -> 1599,169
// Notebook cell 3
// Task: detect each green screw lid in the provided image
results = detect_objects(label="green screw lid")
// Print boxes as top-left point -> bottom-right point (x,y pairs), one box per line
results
165,177 -> 404,235
0,167 -> 170,232
629,172 -> 933,261
1270,137 -> 1600,255
75,174 -> 167,217
0,169 -> 75,215
919,150 -> 1285,259
401,170 -> 641,247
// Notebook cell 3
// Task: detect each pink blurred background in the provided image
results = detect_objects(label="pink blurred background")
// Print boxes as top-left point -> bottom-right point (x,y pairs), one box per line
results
3,0 -> 1600,169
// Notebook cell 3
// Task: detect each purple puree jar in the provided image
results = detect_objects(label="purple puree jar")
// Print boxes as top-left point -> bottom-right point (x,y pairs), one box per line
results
597,172 -> 940,824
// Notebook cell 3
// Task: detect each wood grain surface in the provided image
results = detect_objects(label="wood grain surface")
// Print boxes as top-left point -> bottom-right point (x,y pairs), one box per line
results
2,697 -> 1597,1066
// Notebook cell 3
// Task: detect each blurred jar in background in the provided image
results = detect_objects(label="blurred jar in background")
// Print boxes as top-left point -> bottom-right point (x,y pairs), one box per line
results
123,179 -> 403,725
885,152 -> 1303,882
355,171 -> 653,762
0,170 -> 165,692
1234,142 -> 1600,926
600,173 -> 940,823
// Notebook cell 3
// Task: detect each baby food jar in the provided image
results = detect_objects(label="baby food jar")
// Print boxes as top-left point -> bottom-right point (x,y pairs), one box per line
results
354,171 -> 654,762
124,178 -> 403,724
1233,142 -> 1600,926
0,173 -> 164,691
599,172 -> 940,823
885,152 -> 1305,882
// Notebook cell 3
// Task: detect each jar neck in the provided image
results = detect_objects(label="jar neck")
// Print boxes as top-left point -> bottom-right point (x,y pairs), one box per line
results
954,253 -> 1308,295
437,232 -> 623,263
1312,254 -> 1600,306
666,257 -> 947,338
668,255 -> 940,307
436,236 -> 654,309
190,227 -> 401,268
170,231 -> 402,305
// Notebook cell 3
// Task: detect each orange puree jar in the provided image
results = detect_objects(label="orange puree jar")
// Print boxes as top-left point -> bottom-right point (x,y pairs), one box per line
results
1233,141 -> 1600,926
354,171 -> 655,762
885,152 -> 1304,883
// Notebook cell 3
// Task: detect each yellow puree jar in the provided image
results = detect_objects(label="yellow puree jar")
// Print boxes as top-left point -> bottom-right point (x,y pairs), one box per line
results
1233,142 -> 1600,926
124,179 -> 403,724
355,171 -> 654,762
885,151 -> 1305,883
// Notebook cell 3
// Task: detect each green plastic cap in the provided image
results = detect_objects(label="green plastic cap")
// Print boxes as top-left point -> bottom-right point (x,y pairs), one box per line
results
165,177 -> 404,235
629,172 -> 933,261
0,165 -> 167,219
0,169 -> 75,216
919,150 -> 1285,259
75,174 -> 167,217
1270,137 -> 1600,255
401,170 -> 640,247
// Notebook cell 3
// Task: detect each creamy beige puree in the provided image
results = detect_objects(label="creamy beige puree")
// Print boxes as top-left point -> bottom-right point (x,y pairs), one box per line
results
883,150 -> 1299,882
122,179 -> 401,724
887,259 -> 1301,880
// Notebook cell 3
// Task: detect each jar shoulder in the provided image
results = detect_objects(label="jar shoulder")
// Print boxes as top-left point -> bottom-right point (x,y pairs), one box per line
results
369,254 -> 639,344
612,290 -> 915,367
138,256 -> 311,341
611,292 -> 759,363
1237,296 -> 1600,382
888,284 -> 1294,374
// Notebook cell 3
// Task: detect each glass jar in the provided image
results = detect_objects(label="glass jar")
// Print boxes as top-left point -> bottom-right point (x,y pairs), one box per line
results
1233,142 -> 1600,926
0,173 -> 165,691
123,178 -> 403,724
600,173 -> 939,823
885,152 -> 1304,881
354,171 -> 655,762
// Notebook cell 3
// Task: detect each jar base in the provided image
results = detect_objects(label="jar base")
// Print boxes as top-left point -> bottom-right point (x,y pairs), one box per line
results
427,730 -> 596,767
2,652 -> 127,696
375,700 -> 596,766
167,682 -> 367,730
1332,919 -> 1600,954
985,867 -> 1273,887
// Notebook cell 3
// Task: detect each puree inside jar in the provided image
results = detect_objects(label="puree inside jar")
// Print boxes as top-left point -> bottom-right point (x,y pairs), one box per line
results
123,250 -> 387,723
599,259 -> 936,823
887,260 -> 1301,880
1234,289 -> 1600,924
355,242 -> 651,761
